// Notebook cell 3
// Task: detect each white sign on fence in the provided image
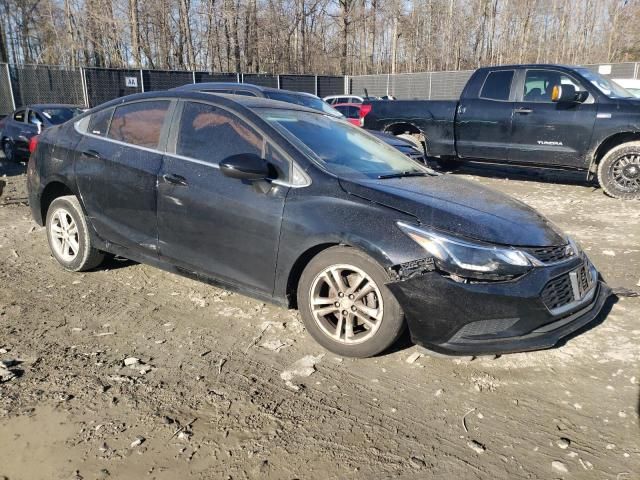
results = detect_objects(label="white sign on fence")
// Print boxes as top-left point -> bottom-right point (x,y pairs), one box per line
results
125,76 -> 138,88
598,65 -> 612,75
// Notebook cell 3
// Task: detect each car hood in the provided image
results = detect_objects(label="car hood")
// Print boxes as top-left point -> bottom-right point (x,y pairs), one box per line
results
339,175 -> 566,247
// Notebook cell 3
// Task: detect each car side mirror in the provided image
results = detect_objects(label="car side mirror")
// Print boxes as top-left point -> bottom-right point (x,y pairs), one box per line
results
220,153 -> 271,181
551,84 -> 583,103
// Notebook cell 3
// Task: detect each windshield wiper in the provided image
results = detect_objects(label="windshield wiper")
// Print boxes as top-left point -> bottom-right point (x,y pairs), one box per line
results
377,171 -> 429,179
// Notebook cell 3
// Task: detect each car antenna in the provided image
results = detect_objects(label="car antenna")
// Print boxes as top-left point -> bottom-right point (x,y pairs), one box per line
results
364,88 -> 370,100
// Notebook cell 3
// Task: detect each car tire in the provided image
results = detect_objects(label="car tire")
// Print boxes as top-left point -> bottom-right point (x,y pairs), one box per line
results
597,142 -> 640,199
396,133 -> 424,151
2,140 -> 15,163
297,246 -> 405,358
46,195 -> 104,272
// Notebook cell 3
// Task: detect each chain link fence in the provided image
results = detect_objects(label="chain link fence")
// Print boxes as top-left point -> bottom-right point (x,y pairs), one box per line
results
1,61 -> 638,116
0,64 -> 345,116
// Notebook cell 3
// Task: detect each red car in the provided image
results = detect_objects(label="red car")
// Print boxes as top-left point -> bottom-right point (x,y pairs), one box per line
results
333,103 -> 365,126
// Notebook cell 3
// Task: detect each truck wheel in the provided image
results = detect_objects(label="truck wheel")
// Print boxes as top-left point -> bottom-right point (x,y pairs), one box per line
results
297,246 -> 405,358
597,142 -> 640,199
46,195 -> 105,271
397,133 -> 424,151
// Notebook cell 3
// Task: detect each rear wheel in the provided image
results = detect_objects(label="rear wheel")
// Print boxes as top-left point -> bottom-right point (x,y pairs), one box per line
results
297,246 -> 405,358
597,142 -> 640,199
46,195 -> 104,271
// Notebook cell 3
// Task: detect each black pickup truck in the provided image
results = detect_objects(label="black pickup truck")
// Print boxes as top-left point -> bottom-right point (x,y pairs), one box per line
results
361,64 -> 640,199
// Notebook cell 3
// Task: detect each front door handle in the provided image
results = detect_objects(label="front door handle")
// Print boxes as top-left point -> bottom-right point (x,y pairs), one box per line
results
162,173 -> 188,186
82,149 -> 102,159
515,107 -> 533,114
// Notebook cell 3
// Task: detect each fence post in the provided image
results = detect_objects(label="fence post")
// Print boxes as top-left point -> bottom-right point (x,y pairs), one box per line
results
344,75 -> 349,95
5,63 -> 16,110
635,63 -> 639,80
314,75 -> 318,96
428,72 -> 432,100
237,73 -> 241,83
80,67 -> 88,107
277,75 -> 281,89
192,70 -> 196,84
139,69 -> 145,92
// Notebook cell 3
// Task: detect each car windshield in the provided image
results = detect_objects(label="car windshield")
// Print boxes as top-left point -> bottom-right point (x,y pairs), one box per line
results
576,68 -> 634,98
265,91 -> 343,117
40,107 -> 82,124
260,108 -> 428,179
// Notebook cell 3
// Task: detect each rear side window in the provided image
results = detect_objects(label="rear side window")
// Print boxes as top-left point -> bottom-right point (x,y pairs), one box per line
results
28,110 -> 44,125
13,110 -> 25,122
107,101 -> 170,148
176,101 -> 263,164
88,108 -> 114,136
480,70 -> 514,101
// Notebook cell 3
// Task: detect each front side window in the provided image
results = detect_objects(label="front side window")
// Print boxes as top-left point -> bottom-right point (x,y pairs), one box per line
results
480,70 -> 514,101
176,101 -> 263,165
13,110 -> 25,122
261,108 -> 429,180
107,100 -> 170,148
39,107 -> 82,124
523,70 -> 588,102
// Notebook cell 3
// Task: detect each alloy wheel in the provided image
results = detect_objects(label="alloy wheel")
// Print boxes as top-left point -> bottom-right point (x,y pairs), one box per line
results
611,154 -> 640,192
49,208 -> 80,262
309,264 -> 384,345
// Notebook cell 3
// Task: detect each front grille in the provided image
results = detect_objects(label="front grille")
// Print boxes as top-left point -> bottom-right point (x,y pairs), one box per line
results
525,245 -> 574,264
541,274 -> 575,311
450,317 -> 520,342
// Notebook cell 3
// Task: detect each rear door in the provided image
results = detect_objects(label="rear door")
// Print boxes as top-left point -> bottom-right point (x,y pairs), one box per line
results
157,100 -> 289,294
75,99 -> 173,254
455,69 -> 516,161
508,68 -> 597,167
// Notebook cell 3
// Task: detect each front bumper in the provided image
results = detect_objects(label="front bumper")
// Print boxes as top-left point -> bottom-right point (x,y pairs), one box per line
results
386,256 -> 612,355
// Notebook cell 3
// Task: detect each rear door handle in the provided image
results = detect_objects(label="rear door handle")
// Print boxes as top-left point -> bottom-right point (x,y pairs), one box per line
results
162,173 -> 188,186
82,149 -> 102,159
515,108 -> 533,114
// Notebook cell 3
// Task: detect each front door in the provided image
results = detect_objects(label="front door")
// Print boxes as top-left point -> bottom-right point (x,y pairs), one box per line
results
455,69 -> 516,161
157,100 -> 289,295
75,99 -> 172,253
509,69 -> 597,168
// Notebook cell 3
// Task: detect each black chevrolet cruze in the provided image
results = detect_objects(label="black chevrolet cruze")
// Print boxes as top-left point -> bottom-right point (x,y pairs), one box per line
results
27,91 -> 611,357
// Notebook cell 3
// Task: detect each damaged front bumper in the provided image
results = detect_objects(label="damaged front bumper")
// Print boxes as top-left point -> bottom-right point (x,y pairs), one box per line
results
386,256 -> 612,356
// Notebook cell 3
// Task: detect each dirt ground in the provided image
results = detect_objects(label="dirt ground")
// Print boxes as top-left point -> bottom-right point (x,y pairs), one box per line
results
0,157 -> 638,480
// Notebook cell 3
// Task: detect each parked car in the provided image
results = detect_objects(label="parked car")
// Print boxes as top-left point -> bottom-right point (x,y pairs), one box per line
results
1,104 -> 83,162
176,82 -> 426,163
362,64 -> 640,199
324,95 -> 364,105
612,78 -> 640,98
333,103 -> 362,126
27,91 -> 610,358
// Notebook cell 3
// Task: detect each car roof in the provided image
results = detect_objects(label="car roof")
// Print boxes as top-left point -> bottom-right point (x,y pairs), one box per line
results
175,82 -> 279,95
333,103 -> 361,107
325,94 -> 361,98
26,104 -> 80,110
86,90 -> 323,116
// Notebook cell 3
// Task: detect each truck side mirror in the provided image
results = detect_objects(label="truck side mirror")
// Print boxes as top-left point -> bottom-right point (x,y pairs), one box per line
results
551,84 -> 583,103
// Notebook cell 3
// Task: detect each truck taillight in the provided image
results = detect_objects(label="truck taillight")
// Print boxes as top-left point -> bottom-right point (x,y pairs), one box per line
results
29,135 -> 39,154
359,104 -> 372,126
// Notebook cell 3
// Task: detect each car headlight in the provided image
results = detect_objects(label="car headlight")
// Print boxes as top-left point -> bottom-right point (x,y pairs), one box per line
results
397,222 -> 532,280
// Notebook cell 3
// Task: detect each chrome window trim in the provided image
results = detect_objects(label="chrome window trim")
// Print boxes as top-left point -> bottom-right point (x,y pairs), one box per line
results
74,116 -> 311,189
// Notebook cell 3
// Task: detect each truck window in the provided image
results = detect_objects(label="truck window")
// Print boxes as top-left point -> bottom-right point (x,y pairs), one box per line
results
523,70 -> 587,102
480,70 -> 514,101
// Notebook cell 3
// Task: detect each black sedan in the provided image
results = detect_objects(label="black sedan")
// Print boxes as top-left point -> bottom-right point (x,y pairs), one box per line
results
1,104 -> 83,162
27,91 -> 610,357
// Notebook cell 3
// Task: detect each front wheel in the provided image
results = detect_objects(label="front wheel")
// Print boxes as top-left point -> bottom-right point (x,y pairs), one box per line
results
597,142 -> 640,199
46,195 -> 105,271
297,246 -> 405,358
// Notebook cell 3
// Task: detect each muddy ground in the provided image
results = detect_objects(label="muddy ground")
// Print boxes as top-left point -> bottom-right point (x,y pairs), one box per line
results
0,157 -> 638,480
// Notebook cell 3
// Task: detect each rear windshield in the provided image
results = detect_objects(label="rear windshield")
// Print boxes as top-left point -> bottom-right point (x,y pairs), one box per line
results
40,107 -> 82,124
265,91 -> 342,117
260,108 -> 427,179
